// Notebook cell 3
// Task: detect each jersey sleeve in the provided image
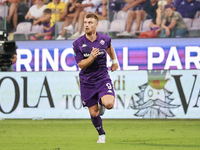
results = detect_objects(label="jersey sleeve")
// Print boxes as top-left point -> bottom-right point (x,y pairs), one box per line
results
73,41 -> 84,64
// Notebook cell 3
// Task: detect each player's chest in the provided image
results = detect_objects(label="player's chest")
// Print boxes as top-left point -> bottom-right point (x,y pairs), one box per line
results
80,40 -> 108,54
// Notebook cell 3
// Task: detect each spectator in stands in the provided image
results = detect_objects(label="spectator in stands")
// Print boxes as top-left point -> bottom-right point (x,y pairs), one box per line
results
95,0 -> 108,20
149,0 -> 166,31
149,0 -> 174,32
25,0 -> 47,22
46,0 -> 66,22
121,0 -> 136,12
68,0 -> 101,39
175,0 -> 200,19
117,0 -> 149,36
56,0 -> 81,40
155,0 -> 167,26
166,0 -> 175,7
6,0 -> 19,31
143,0 -> 158,22
118,0 -> 159,37
160,4 -> 187,38
157,0 -> 174,8
30,8 -> 55,40
6,0 -> 29,32
95,0 -> 121,21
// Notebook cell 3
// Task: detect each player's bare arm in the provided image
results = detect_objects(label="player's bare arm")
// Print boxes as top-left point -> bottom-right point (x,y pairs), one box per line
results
107,44 -> 118,72
78,47 -> 99,69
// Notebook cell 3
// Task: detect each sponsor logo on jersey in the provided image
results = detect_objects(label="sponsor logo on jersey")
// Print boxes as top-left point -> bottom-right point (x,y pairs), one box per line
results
82,44 -> 87,47
83,49 -> 106,57
99,49 -> 106,55
83,53 -> 91,57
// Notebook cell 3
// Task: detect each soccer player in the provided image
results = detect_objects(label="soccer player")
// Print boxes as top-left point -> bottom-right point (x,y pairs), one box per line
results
73,13 -> 118,143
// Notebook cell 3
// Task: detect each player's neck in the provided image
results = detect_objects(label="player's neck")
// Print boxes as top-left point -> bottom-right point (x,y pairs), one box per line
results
86,32 -> 97,42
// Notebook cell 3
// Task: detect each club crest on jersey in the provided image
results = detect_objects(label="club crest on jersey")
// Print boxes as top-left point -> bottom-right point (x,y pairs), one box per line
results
100,40 -> 105,45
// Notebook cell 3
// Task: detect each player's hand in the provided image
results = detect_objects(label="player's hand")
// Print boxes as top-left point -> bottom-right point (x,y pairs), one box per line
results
111,63 -> 118,72
91,47 -> 99,59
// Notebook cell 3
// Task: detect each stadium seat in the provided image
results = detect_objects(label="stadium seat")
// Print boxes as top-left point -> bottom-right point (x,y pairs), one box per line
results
31,24 -> 44,33
194,10 -> 200,19
13,22 -> 32,40
109,19 -> 126,32
183,18 -> 192,30
131,20 -> 143,33
55,21 -> 64,34
27,24 -> 43,39
55,21 -> 75,38
191,18 -> 200,29
0,5 -> 8,18
116,10 -> 128,20
141,19 -> 152,32
112,11 -> 118,21
97,20 -> 110,34
74,22 -> 79,33
188,18 -> 200,37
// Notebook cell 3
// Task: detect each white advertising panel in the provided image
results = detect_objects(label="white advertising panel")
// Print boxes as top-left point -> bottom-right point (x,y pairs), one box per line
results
0,70 -> 200,119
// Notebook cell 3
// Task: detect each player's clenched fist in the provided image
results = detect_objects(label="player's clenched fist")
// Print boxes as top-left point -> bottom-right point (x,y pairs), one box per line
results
91,47 -> 99,58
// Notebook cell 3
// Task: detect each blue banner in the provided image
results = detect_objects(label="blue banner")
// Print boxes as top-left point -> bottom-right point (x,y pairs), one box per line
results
14,38 -> 200,71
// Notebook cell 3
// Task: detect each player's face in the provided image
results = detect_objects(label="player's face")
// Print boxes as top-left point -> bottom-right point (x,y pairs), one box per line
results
84,17 -> 98,34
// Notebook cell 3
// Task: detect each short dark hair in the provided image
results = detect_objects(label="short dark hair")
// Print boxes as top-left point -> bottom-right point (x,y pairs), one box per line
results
84,13 -> 99,22
43,8 -> 52,14
164,4 -> 173,10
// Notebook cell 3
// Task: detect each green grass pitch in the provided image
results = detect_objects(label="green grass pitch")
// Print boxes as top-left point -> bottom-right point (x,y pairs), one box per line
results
0,119 -> 200,150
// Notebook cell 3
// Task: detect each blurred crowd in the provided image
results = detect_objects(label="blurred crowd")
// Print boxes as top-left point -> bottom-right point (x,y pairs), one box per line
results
0,0 -> 200,40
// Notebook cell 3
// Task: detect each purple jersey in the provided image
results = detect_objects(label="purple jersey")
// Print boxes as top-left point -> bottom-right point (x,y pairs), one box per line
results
73,33 -> 111,83
43,19 -> 55,34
